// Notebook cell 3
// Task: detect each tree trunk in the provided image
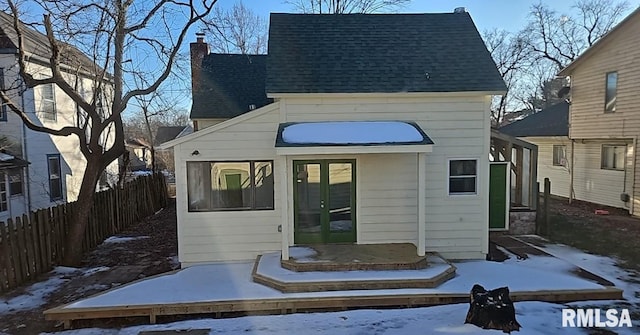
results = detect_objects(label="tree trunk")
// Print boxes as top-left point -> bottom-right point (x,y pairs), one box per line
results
61,159 -> 103,266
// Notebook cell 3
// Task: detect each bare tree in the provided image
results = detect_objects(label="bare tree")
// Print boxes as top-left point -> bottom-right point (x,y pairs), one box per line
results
483,29 -> 531,126
285,0 -> 411,14
203,1 -> 267,54
523,0 -> 630,72
0,0 -> 216,265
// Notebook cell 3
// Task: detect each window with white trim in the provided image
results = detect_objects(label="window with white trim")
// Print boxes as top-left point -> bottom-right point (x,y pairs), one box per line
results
41,83 -> 56,120
0,171 -> 7,212
8,169 -> 22,196
449,159 -> 477,195
605,72 -> 617,113
0,68 -> 7,122
601,145 -> 625,170
552,145 -> 567,166
187,161 -> 274,211
47,154 -> 63,201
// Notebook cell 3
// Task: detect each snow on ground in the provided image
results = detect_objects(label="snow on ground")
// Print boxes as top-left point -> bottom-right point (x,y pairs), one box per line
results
64,250 -> 603,309
45,302 -> 590,335
4,241 -> 638,334
102,236 -> 149,244
0,267 -> 78,314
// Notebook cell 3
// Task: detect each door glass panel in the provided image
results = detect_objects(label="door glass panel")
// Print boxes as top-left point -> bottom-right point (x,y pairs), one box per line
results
296,163 -> 322,234
328,163 -> 353,233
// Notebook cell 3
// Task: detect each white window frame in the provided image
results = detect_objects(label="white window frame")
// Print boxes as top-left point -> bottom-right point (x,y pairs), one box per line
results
552,145 -> 567,167
0,171 -> 7,212
47,154 -> 63,201
8,168 -> 23,196
186,160 -> 275,212
601,144 -> 626,171
447,158 -> 478,196
41,83 -> 57,120
605,71 -> 617,113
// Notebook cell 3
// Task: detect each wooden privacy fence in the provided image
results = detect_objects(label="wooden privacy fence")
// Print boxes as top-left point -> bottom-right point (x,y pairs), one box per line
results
0,173 -> 168,293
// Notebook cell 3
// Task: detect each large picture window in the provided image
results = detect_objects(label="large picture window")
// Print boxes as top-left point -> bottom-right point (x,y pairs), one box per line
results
449,159 -> 477,195
601,145 -> 625,170
187,161 -> 274,211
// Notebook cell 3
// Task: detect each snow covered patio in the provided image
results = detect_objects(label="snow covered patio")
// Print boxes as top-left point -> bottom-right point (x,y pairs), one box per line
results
44,242 -> 623,330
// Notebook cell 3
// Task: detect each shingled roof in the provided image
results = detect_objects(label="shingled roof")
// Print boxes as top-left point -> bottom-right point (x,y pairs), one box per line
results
190,54 -> 272,119
0,11 -> 102,74
499,102 -> 569,137
266,13 -> 507,94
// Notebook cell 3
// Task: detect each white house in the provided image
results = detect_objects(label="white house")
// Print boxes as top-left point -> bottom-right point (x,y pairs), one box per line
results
0,11 -> 117,223
161,11 -> 507,266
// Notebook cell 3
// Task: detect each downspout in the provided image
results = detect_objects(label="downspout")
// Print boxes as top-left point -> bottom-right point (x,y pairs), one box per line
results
19,77 -> 32,213
569,139 -> 575,204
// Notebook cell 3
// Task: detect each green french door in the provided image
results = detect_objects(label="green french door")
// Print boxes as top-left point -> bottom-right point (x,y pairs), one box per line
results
293,160 -> 356,244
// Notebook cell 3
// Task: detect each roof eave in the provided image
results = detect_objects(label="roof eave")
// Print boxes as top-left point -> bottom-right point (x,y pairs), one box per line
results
267,90 -> 507,99
557,7 -> 640,77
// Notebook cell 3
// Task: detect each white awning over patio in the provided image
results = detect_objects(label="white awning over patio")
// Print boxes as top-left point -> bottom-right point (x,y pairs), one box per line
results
275,121 -> 433,155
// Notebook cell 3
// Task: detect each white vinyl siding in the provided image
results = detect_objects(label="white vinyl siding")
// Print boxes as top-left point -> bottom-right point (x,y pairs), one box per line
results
174,95 -> 491,263
281,95 -> 489,260
601,144 -> 625,170
604,72 -> 618,113
175,104 -> 282,264
523,137 -> 631,212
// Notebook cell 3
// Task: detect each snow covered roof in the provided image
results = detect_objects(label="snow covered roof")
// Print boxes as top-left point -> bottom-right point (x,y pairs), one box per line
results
275,121 -> 433,155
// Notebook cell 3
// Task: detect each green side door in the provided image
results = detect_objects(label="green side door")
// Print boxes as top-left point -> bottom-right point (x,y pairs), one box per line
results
489,162 -> 509,230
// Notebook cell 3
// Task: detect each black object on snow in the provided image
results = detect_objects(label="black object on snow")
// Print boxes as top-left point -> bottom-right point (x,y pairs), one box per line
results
465,284 -> 521,333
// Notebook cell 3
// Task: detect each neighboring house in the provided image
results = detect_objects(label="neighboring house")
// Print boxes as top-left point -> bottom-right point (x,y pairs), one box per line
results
123,138 -> 152,171
499,103 -> 580,202
154,125 -> 191,174
0,11 -> 117,223
506,7 -> 640,214
161,11 -> 506,266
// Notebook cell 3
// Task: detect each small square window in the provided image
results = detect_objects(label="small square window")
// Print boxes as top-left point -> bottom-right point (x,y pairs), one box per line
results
601,145 -> 625,170
605,72 -> 617,113
553,145 -> 567,166
449,159 -> 477,195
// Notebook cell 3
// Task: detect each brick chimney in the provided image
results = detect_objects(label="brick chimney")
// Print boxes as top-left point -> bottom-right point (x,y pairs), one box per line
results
190,32 -> 210,93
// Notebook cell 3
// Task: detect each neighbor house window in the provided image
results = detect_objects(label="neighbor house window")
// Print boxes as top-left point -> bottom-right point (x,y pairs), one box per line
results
41,83 -> 56,120
8,169 -> 22,196
449,159 -> 477,195
0,68 -> 7,122
47,154 -> 63,201
601,145 -> 625,170
553,145 -> 567,166
605,72 -> 617,113
187,161 -> 274,211
0,172 -> 7,212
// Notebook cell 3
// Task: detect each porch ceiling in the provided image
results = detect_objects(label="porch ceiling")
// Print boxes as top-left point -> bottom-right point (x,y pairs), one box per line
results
275,121 -> 433,155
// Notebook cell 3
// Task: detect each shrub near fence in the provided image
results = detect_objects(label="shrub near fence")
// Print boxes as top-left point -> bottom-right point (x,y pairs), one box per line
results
0,173 -> 168,294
